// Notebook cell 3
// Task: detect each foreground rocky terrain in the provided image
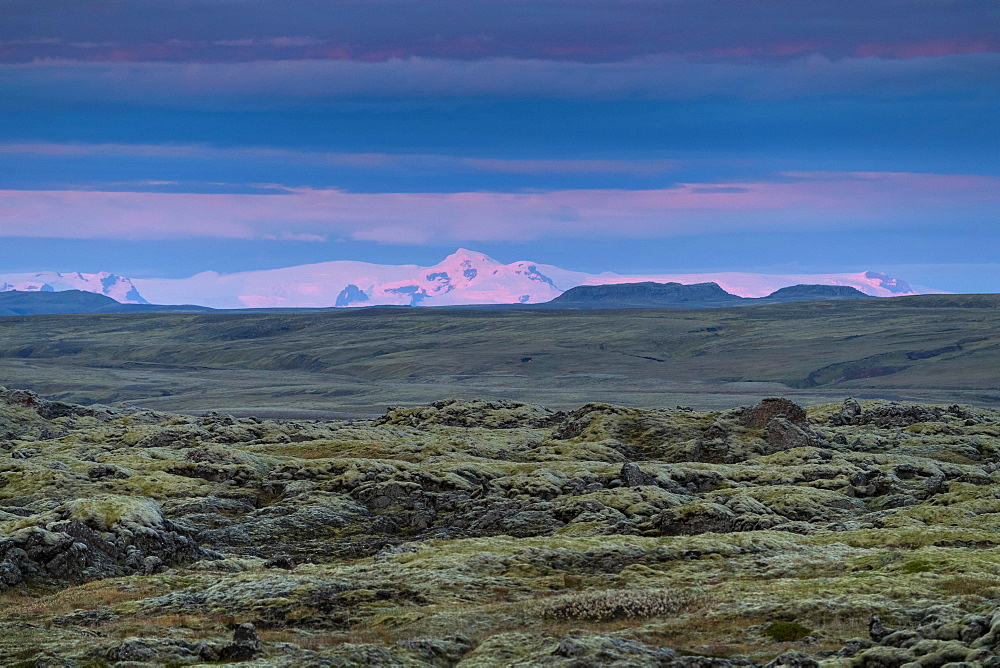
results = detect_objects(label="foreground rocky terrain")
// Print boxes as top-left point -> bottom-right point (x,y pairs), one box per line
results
1,387 -> 1000,666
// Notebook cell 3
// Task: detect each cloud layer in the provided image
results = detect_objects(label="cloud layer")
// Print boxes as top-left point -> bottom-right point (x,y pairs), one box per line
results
2,1 -> 997,64
4,53 -> 997,107
2,172 -> 996,244
2,1 -> 997,292
0,143 -> 681,176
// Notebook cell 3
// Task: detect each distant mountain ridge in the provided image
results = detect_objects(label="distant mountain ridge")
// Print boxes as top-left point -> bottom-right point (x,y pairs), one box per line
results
547,281 -> 744,308
0,249 -> 944,309
0,290 -> 214,316
544,282 -> 873,309
760,284 -> 873,302
0,290 -> 120,316
0,282 -> 898,317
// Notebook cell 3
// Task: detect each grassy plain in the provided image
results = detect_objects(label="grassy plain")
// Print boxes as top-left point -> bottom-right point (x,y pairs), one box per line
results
0,294 -> 997,417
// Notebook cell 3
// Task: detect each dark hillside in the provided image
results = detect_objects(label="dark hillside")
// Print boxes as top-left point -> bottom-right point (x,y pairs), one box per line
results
546,281 -> 743,308
533,282 -> 877,309
754,284 -> 872,303
0,290 -> 119,315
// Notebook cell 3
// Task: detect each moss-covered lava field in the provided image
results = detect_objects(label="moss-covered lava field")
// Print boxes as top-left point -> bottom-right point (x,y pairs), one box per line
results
2,387 -> 1000,666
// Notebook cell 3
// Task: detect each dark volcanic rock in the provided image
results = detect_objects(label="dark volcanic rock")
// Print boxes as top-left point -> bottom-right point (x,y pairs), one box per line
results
742,398 -> 809,429
87,464 -> 129,480
656,502 -> 737,536
219,622 -> 262,661
620,462 -> 657,487
831,397 -> 862,426
850,401 -> 979,428
764,417 -> 822,450
0,497 -> 209,590
0,386 -> 113,421
552,403 -> 634,441
108,637 -> 222,664
764,650 -> 821,667
869,614 -> 890,642
462,631 -> 756,666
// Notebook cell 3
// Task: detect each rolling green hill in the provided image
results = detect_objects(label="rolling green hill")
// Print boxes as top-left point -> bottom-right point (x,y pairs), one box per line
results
0,294 -> 996,416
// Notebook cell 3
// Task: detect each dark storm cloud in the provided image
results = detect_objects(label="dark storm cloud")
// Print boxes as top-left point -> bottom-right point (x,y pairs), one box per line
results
1,0 -> 997,63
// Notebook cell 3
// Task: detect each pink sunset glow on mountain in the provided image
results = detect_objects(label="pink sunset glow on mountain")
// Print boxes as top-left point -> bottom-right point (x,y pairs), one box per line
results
0,250 -> 945,309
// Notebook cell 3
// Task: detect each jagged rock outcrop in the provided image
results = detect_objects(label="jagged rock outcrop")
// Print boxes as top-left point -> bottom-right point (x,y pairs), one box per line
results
0,495 -> 209,590
0,387 -> 111,421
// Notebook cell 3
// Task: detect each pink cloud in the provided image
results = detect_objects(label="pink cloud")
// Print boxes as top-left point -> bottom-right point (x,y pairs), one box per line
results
0,143 -> 679,176
461,158 -> 680,175
427,34 -> 496,57
855,40 -> 999,59
214,37 -> 328,48
540,44 -> 617,58
0,38 -> 63,47
87,43 -> 190,63
0,172 -> 995,243
781,171 -> 1000,201
706,42 -> 825,59
262,232 -> 327,242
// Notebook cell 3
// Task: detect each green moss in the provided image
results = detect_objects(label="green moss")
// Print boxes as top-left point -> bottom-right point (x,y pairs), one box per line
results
555,521 -> 606,536
1,389 -> 999,664
898,559 -> 933,574
762,621 -> 813,642
64,494 -> 163,531
851,550 -> 904,572
809,526 -> 1000,550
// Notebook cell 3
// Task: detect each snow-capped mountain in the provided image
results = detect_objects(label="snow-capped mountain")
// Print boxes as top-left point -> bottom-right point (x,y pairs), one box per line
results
0,250 -> 943,309
0,271 -> 148,304
131,250 -> 583,309
130,250 -> 942,307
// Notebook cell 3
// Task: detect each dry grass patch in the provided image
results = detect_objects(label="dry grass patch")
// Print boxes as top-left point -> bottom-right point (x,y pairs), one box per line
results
0,579 -> 164,619
937,574 -> 1000,598
259,624 -> 398,650
104,612 -> 254,641
810,609 -> 871,639
535,588 -> 704,622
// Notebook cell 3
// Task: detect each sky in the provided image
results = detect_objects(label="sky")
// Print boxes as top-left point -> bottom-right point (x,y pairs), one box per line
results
1,0 -> 998,292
